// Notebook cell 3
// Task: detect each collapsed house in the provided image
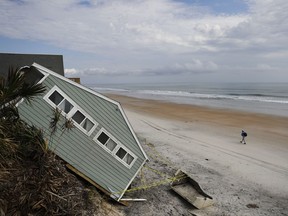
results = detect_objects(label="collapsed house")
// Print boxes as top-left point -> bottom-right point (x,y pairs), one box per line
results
17,63 -> 148,201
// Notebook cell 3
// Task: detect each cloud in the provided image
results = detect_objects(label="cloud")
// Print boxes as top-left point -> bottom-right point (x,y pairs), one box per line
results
64,68 -> 79,76
72,59 -> 219,78
0,0 -> 287,81
228,0 -> 288,47
0,0 -> 247,53
82,67 -> 111,75
256,64 -> 273,70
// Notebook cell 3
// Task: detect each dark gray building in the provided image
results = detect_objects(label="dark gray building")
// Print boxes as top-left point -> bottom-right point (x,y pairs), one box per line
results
0,53 -> 64,77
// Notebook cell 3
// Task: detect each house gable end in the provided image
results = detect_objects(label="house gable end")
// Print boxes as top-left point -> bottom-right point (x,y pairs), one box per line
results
31,63 -> 148,160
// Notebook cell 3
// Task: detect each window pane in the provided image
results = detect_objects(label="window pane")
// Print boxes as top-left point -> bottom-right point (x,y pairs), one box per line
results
58,99 -> 74,114
97,132 -> 109,145
124,153 -> 134,165
49,91 -> 63,105
116,147 -> 127,159
106,139 -> 117,151
81,118 -> 94,131
72,110 -> 85,124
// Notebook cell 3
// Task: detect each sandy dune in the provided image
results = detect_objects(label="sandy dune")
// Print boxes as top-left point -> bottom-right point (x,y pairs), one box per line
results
108,94 -> 288,215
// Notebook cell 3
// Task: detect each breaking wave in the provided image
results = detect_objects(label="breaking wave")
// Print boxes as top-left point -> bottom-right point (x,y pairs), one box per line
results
135,90 -> 288,104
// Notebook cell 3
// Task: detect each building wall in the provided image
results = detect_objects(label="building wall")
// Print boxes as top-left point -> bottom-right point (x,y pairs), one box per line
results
68,77 -> 81,84
18,71 -> 146,198
0,53 -> 64,77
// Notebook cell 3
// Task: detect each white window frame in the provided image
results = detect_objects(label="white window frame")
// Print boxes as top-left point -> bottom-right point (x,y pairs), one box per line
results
43,86 -> 98,136
93,128 -> 137,169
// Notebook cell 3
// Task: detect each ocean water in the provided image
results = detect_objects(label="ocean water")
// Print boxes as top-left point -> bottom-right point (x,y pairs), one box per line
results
89,82 -> 288,117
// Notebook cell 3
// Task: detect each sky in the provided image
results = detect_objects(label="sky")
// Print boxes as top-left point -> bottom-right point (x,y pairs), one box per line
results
0,0 -> 287,84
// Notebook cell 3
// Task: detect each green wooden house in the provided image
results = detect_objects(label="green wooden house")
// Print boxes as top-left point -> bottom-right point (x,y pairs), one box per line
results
17,63 -> 148,201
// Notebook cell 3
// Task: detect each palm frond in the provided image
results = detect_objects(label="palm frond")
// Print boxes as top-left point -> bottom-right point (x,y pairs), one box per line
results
0,105 -> 19,122
0,67 -> 25,106
0,67 -> 46,107
50,108 -> 62,135
0,66 -> 47,164
62,118 -> 75,131
20,82 -> 46,104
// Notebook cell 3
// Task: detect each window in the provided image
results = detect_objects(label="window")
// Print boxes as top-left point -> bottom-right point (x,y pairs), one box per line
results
94,129 -> 137,168
72,110 -> 94,132
72,110 -> 85,124
116,147 -> 126,159
59,99 -> 74,114
116,147 -> 135,165
97,131 -> 117,152
106,139 -> 117,151
97,132 -> 109,144
49,91 -> 64,106
81,118 -> 94,132
48,91 -> 74,114
44,86 -> 98,136
124,154 -> 134,165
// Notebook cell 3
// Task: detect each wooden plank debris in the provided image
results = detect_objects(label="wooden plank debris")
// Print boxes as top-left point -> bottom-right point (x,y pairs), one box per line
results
170,170 -> 214,209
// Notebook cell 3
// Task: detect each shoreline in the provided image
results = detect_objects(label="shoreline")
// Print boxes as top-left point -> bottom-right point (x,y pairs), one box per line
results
106,93 -> 288,215
106,93 -> 288,145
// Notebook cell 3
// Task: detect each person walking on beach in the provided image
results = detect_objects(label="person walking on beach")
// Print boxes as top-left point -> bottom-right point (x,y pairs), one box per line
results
240,130 -> 247,144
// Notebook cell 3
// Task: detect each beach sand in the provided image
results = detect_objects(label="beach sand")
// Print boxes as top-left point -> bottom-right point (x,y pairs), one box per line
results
107,94 -> 288,216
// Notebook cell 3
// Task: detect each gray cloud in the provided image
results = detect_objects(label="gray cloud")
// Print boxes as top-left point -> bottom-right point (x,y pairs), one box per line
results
0,0 -> 287,82
0,0 -> 247,52
66,59 -> 219,78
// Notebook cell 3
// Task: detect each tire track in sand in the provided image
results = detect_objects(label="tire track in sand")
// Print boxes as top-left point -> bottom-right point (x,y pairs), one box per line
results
141,119 -> 288,177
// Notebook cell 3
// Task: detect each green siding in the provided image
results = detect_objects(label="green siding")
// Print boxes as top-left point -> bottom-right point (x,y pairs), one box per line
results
44,76 -> 144,158
18,73 -> 146,198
